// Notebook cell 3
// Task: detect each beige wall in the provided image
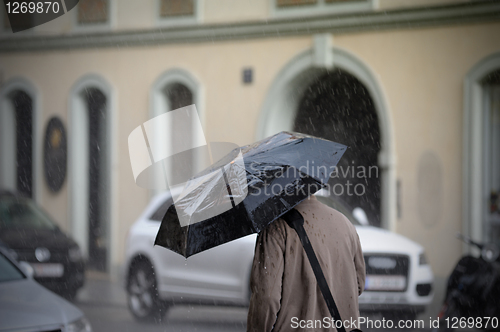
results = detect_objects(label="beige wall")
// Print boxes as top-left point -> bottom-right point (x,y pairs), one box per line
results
116,0 -> 156,31
1,21 -> 499,282
335,22 -> 500,276
0,36 -> 313,271
204,0 -> 269,23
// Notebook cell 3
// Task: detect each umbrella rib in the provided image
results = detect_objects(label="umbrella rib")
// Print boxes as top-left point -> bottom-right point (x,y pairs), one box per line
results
184,220 -> 189,258
221,168 -> 236,208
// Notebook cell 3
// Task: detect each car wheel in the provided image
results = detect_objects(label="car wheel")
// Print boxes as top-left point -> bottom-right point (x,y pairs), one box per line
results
127,261 -> 168,322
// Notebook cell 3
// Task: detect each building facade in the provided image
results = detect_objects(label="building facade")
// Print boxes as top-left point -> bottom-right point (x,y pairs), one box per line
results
1,0 -> 500,313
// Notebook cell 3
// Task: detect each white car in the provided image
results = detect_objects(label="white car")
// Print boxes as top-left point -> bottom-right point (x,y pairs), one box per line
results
124,189 -> 434,321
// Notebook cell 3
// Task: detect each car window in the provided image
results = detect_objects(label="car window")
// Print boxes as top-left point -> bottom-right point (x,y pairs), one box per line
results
0,252 -> 25,283
0,198 -> 58,230
150,198 -> 174,222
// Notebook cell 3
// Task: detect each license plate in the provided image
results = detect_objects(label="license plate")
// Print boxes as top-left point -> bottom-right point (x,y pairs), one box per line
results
31,263 -> 64,277
365,275 -> 406,291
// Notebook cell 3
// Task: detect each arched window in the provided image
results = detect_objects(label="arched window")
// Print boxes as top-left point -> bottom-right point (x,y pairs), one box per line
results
0,80 -> 37,199
164,83 -> 193,110
150,68 -> 204,194
69,75 -> 113,272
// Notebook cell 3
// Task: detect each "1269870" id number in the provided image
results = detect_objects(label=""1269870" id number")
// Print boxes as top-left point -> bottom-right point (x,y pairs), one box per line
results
5,1 -> 61,14
445,317 -> 499,329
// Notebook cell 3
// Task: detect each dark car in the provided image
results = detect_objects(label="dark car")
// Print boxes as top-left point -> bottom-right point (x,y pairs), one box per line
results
0,191 -> 85,299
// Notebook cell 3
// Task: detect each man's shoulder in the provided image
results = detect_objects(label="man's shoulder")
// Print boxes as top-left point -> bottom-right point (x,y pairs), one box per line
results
298,196 -> 358,233
261,216 -> 289,242
298,196 -> 348,220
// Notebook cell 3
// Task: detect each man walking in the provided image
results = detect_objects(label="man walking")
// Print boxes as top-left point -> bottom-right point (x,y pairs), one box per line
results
247,195 -> 365,331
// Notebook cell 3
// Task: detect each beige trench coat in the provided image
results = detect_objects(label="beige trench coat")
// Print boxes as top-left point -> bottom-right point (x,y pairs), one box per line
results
247,195 -> 366,332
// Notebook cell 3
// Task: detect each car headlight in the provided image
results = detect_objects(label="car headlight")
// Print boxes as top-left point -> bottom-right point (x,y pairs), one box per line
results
66,316 -> 92,332
68,246 -> 83,262
419,252 -> 428,265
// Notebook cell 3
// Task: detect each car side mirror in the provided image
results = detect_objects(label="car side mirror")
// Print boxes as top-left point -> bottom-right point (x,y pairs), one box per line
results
19,261 -> 34,278
353,207 -> 369,226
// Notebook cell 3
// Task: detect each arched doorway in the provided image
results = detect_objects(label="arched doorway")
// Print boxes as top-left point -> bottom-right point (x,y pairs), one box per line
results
70,77 -> 112,272
0,87 -> 35,198
482,70 -> 500,247
258,46 -> 395,230
464,53 -> 500,249
294,69 -> 381,225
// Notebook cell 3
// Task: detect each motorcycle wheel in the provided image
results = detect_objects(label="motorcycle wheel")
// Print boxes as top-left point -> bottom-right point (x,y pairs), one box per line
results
433,301 -> 459,332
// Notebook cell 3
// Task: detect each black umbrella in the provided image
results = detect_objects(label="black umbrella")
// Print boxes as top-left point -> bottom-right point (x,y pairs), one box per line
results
154,131 -> 355,331
154,131 -> 346,258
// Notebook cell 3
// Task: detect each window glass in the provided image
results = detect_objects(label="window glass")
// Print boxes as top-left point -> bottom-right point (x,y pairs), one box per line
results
0,253 -> 25,283
0,197 -> 58,230
160,0 -> 195,17
78,0 -> 109,24
277,0 -> 317,7
165,83 -> 193,110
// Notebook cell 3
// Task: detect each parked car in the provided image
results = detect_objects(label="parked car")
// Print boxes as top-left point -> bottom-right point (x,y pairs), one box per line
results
0,248 -> 92,332
124,188 -> 433,321
0,190 -> 85,299
315,190 -> 434,320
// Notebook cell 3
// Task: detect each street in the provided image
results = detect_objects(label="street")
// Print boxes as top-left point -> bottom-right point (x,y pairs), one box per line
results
77,303 -> 247,332
75,271 -> 247,332
73,272 -> 476,332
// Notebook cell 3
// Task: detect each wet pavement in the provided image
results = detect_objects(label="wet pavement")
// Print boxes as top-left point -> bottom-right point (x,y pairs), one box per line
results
77,303 -> 247,332
74,271 -> 479,332
74,271 -> 247,332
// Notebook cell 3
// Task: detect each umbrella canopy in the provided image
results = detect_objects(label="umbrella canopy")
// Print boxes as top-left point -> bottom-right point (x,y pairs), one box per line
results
154,131 -> 346,258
